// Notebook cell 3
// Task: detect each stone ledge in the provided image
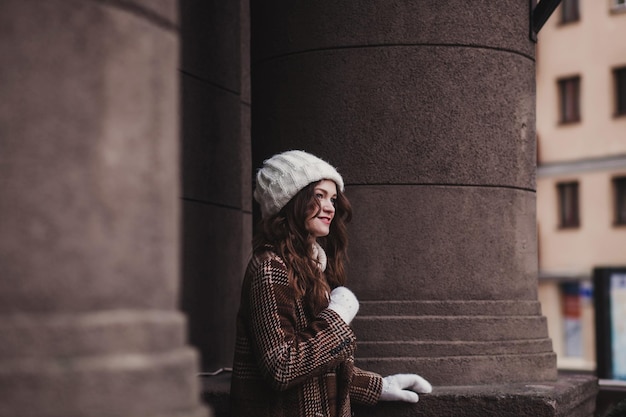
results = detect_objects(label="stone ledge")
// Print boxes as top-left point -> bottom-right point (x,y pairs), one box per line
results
354,375 -> 598,417
359,300 -> 542,316
201,373 -> 597,417
357,339 -> 554,357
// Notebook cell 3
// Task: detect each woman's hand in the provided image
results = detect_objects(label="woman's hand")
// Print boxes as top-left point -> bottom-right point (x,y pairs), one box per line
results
379,374 -> 432,403
327,286 -> 359,325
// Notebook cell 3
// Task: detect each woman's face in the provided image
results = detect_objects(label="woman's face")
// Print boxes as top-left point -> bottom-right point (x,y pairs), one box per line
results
305,179 -> 337,238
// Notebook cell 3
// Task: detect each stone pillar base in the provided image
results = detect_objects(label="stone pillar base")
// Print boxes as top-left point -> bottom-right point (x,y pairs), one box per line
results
202,374 -> 597,417
354,375 -> 598,417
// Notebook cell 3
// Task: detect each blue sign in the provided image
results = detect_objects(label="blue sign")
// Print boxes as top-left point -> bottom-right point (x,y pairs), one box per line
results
610,273 -> 626,380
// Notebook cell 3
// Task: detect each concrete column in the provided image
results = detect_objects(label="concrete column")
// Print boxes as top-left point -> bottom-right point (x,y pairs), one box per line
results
251,0 -> 555,387
179,0 -> 252,372
0,1 -> 208,416
245,11 -> 603,417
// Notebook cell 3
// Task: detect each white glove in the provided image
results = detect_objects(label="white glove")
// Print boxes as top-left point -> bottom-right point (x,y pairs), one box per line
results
327,286 -> 359,325
379,374 -> 433,403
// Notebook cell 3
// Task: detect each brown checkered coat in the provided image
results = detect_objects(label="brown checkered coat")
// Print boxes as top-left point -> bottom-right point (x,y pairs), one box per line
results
230,249 -> 383,417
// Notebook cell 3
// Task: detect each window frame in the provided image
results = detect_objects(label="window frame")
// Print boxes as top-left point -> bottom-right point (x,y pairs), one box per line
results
614,67 -> 626,117
612,0 -> 626,13
561,0 -> 580,23
558,76 -> 582,124
613,176 -> 626,226
557,181 -> 580,229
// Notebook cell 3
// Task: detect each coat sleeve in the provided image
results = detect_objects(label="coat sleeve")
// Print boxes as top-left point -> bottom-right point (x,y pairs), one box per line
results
349,366 -> 383,406
247,255 -> 356,391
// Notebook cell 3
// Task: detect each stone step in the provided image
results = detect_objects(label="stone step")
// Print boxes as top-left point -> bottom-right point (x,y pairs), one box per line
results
358,300 -> 542,316
352,315 -> 549,341
356,338 -> 554,357
355,352 -> 558,386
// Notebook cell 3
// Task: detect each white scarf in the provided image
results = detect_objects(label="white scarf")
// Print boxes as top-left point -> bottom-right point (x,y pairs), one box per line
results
312,241 -> 327,272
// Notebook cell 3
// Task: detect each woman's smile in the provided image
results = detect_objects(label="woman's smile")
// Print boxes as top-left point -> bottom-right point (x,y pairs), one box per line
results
318,215 -> 332,224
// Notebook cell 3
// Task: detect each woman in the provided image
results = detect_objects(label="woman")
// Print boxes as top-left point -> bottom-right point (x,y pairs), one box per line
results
230,150 -> 431,417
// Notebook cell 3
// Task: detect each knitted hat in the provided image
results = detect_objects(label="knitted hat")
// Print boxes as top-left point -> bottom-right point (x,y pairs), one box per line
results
254,150 -> 345,218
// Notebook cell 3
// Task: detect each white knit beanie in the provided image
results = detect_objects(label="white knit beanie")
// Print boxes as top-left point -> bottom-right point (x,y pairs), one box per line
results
254,150 -> 345,218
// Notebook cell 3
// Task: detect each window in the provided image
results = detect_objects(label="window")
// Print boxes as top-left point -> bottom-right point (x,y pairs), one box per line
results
614,67 -> 626,116
558,76 -> 581,124
558,181 -> 580,228
561,0 -> 580,23
614,177 -> 626,225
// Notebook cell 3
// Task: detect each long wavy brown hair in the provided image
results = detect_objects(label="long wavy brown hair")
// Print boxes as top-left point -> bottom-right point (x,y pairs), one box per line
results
253,180 -> 353,314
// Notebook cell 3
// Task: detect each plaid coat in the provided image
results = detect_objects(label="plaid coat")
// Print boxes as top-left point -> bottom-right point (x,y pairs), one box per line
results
230,249 -> 383,417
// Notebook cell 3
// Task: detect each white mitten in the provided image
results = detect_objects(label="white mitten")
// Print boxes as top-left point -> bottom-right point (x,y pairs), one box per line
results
379,374 -> 433,403
327,286 -> 359,325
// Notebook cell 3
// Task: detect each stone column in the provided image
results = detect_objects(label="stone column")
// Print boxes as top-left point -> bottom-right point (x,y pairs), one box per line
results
251,1 -> 597,415
252,0 -> 552,386
0,1 -> 208,416
179,0 -> 252,373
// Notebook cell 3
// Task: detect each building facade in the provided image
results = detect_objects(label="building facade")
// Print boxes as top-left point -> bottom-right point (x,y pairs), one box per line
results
536,0 -> 626,372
